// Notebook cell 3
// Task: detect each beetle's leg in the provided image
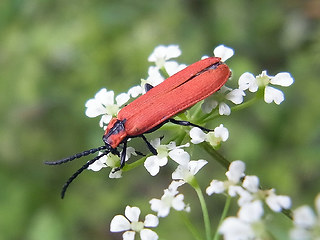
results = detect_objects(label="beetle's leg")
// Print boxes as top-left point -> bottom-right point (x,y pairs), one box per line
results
144,83 -> 154,92
120,141 -> 127,169
141,135 -> 157,155
168,118 -> 213,132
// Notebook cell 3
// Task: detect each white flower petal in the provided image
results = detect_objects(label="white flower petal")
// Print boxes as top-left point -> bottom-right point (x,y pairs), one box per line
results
109,169 -> 122,178
96,88 -> 114,106
226,89 -> 245,104
213,45 -> 234,62
264,86 -> 284,104
99,114 -> 112,127
238,72 -> 258,92
116,93 -> 130,106
293,205 -> 316,228
270,72 -> 294,87
110,215 -> 131,232
266,193 -> 291,212
214,124 -> 229,142
188,160 -> 207,175
172,194 -> 186,211
226,160 -> 246,183
290,228 -> 311,240
168,180 -> 185,193
144,156 -> 160,176
144,214 -> 159,228
128,85 -> 143,98
88,159 -> 106,171
168,149 -> 190,166
171,165 -> 188,180
218,102 -> 231,115
201,97 -> 218,113
189,127 -> 206,144
206,180 -> 225,195
140,229 -> 158,240
125,206 -> 140,222
238,200 -> 264,223
164,61 -> 187,76
149,199 -> 170,218
242,175 -> 259,193
148,45 -> 181,67
85,99 -> 107,117
219,217 -> 254,240
123,231 -> 136,240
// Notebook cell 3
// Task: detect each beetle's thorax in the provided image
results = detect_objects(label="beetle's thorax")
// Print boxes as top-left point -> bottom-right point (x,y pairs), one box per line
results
103,118 -> 127,149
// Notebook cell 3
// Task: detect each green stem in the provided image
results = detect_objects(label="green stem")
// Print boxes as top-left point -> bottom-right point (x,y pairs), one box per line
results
202,143 -> 230,170
212,195 -> 231,240
122,155 -> 148,172
230,96 -> 258,112
180,212 -> 203,240
193,179 -> 211,240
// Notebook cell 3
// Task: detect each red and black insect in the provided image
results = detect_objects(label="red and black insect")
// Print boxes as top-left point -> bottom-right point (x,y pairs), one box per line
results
45,57 -> 231,198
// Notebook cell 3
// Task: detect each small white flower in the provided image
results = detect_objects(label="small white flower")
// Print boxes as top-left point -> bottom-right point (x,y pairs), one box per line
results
144,139 -> 190,176
265,189 -> 291,212
238,200 -> 264,223
189,124 -> 229,148
206,160 -> 246,196
290,193 -> 320,240
242,175 -> 260,193
149,180 -> 187,217
110,206 -> 159,240
239,71 -> 294,105
148,45 -> 181,69
206,180 -> 225,195
88,147 -> 136,178
201,86 -> 245,115
219,200 -> 265,240
163,61 -> 187,76
172,159 -> 208,183
219,217 -> 255,240
226,160 -> 246,183
213,45 -> 234,62
85,88 -> 130,128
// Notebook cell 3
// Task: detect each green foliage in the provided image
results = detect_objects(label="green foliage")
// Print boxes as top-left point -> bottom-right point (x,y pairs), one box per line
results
0,0 -> 319,239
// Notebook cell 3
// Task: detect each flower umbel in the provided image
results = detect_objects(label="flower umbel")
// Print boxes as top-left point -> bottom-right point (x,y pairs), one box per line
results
110,206 -> 159,240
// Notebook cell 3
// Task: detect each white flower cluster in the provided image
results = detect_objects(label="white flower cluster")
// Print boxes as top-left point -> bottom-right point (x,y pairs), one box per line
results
206,160 -> 292,239
81,44 -> 298,240
290,193 -> 320,240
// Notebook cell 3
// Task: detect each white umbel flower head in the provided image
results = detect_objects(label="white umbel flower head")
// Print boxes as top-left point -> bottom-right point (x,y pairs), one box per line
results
110,206 -> 159,240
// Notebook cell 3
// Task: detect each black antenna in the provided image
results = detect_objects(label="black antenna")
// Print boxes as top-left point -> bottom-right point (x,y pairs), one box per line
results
60,152 -> 108,198
45,146 -> 107,165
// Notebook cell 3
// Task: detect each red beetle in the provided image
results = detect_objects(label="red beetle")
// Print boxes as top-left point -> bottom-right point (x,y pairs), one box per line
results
46,57 -> 231,198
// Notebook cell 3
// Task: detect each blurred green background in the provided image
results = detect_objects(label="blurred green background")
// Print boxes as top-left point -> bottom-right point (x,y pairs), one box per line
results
1,0 -> 319,239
